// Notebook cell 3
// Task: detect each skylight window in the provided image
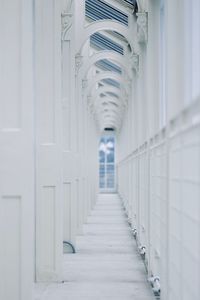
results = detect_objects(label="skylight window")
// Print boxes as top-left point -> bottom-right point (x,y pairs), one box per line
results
109,101 -> 118,107
102,78 -> 120,88
123,0 -> 136,6
85,0 -> 128,25
106,92 -> 119,98
90,32 -> 124,55
96,59 -> 122,74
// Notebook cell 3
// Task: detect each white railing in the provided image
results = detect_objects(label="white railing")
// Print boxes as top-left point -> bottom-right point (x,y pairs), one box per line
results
117,98 -> 200,300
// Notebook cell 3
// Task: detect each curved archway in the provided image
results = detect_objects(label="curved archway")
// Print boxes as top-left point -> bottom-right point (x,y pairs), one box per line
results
92,85 -> 121,99
92,86 -> 127,107
79,50 -> 133,80
99,114 -> 121,129
99,120 -> 117,131
97,108 -> 123,122
98,108 -> 123,121
136,0 -> 143,11
77,20 -> 135,55
86,71 -> 129,96
94,96 -> 125,111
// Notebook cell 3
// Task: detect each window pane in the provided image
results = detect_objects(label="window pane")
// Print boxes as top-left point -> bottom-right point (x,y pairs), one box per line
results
107,150 -> 114,163
107,175 -> 114,188
99,177 -> 105,188
106,164 -> 114,188
106,164 -> 114,173
99,135 -> 115,189
99,150 -> 105,163
99,164 -> 105,175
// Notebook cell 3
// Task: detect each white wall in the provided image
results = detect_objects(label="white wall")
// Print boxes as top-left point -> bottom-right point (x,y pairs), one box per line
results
0,0 -> 35,299
34,0 -> 63,281
0,1 -> 99,296
117,1 -> 200,299
35,0 -> 99,282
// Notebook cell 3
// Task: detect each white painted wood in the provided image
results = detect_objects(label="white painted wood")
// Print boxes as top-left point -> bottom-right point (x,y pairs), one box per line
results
0,0 -> 35,298
117,2 -> 200,300
35,0 -> 63,282
62,8 -> 78,248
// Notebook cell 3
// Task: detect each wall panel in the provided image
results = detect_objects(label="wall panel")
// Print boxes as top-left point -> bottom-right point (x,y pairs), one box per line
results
0,196 -> 21,300
42,187 -> 55,271
62,40 -> 71,151
0,0 -> 35,298
0,0 -> 21,130
36,0 -> 56,144
63,182 -> 72,242
35,0 -> 63,282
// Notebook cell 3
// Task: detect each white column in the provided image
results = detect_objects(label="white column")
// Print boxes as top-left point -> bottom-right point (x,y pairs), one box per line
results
35,0 -> 63,281
61,0 -> 89,248
0,0 -> 35,299
137,47 -> 147,145
146,1 -> 160,135
165,0 -> 185,119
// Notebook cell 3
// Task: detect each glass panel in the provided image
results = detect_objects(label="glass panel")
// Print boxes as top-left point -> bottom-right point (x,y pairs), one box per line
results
107,164 -> 113,171
99,137 -> 106,163
107,175 -> 114,188
106,164 -> 114,188
99,135 -> 115,190
99,150 -> 105,163
99,164 -> 105,175
106,137 -> 114,163
99,176 -> 105,188
99,164 -> 105,188
107,149 -> 114,163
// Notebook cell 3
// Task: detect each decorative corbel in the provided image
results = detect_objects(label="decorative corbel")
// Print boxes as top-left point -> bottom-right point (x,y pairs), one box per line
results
75,53 -> 83,76
87,95 -> 93,108
61,12 -> 73,41
81,79 -> 88,96
131,54 -> 139,74
82,78 -> 88,90
136,12 -> 148,44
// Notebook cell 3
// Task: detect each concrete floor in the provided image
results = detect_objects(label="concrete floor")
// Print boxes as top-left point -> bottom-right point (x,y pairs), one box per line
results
35,194 -> 155,300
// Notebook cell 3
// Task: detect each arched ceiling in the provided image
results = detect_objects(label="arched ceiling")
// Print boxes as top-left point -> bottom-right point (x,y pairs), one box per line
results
78,0 -> 139,133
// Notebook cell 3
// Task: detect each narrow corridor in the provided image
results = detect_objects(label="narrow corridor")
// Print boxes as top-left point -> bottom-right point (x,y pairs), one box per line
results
1,1 -> 200,299
35,194 -> 154,300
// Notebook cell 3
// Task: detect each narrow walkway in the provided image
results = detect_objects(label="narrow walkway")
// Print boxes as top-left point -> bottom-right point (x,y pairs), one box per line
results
35,194 -> 154,300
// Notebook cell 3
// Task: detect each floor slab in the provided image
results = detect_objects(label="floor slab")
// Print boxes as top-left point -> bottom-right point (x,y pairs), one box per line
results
35,194 -> 154,300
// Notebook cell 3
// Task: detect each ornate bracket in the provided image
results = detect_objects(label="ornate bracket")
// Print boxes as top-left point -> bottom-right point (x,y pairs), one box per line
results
82,79 -> 88,96
61,12 -> 73,41
126,77 -> 132,90
75,53 -> 83,76
88,100 -> 95,114
87,95 -> 93,108
136,12 -> 148,44
131,54 -> 139,74
82,78 -> 88,90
